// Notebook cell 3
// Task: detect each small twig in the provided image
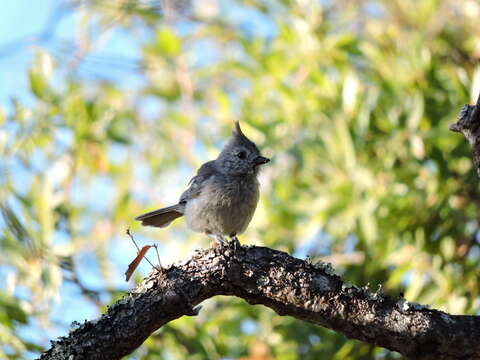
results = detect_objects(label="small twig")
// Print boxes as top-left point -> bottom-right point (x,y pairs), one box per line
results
126,228 -> 141,251
153,244 -> 162,268
126,228 -> 161,270
65,272 -> 102,307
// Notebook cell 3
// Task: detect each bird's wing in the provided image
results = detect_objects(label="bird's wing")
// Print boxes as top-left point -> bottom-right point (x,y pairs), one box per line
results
179,160 -> 217,203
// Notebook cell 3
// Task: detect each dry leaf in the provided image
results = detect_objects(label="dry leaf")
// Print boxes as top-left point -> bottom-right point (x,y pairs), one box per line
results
125,245 -> 153,281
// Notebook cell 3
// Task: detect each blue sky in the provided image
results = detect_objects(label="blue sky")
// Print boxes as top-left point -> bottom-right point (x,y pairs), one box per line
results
0,0 -> 146,113
0,1 -> 68,107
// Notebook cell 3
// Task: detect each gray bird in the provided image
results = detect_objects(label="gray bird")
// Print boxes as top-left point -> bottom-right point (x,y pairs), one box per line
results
135,122 -> 269,244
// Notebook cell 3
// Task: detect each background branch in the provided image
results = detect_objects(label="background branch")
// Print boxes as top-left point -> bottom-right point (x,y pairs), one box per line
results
40,243 -> 480,360
450,91 -> 480,176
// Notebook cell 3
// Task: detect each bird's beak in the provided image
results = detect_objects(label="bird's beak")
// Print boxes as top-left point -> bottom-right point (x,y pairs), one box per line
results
253,156 -> 270,166
449,123 -> 461,133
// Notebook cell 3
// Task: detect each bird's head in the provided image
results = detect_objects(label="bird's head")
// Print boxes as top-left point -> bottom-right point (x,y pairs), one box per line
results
216,122 -> 269,176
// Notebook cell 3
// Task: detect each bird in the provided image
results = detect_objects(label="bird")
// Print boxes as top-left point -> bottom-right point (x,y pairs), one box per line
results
135,121 -> 270,245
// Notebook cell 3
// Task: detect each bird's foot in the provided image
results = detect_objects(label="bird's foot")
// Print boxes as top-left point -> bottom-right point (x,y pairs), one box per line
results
229,235 -> 240,252
213,235 -> 228,247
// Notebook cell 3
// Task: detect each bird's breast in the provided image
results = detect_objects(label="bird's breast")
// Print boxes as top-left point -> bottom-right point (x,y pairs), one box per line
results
184,175 -> 260,236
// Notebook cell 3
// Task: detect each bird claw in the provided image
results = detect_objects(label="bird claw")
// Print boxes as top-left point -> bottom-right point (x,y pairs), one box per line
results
215,235 -> 228,246
229,235 -> 240,251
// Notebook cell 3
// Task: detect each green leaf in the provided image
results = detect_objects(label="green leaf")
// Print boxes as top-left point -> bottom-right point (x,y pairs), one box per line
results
28,70 -> 47,99
155,27 -> 181,56
0,292 -> 28,325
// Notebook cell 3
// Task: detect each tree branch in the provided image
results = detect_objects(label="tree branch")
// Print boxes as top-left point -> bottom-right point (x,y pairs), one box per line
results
450,91 -> 480,176
39,243 -> 480,360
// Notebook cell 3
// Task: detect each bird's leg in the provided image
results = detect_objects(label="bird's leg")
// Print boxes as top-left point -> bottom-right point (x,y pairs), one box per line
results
207,231 -> 227,248
229,233 -> 240,251
215,234 -> 228,246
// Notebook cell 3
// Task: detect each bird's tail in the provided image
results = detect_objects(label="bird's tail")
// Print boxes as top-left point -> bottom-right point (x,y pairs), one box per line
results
135,204 -> 183,228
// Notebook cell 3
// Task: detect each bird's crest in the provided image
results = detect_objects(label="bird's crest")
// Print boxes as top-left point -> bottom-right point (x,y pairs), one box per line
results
231,121 -> 258,151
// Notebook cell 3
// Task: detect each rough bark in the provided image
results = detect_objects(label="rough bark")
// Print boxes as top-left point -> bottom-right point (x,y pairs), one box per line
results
39,242 -> 480,360
450,91 -> 480,175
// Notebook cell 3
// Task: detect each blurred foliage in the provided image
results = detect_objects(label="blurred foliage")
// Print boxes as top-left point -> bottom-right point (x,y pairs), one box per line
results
1,0 -> 480,359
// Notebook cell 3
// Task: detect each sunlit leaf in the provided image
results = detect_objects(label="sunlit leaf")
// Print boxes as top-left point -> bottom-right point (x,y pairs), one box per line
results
155,27 -> 181,56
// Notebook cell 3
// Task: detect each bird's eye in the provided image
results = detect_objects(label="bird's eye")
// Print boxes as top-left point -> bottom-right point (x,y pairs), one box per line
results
237,151 -> 247,159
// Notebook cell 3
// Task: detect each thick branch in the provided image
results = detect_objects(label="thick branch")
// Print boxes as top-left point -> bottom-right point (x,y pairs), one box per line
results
40,244 -> 480,360
450,91 -> 480,175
